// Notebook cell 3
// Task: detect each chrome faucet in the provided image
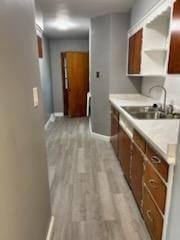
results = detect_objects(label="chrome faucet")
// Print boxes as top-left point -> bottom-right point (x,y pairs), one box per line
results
149,85 -> 167,113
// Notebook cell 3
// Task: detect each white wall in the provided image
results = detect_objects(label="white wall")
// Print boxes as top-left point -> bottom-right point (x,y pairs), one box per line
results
130,0 -> 161,27
49,39 -> 89,113
141,76 -> 180,108
0,0 -> 51,239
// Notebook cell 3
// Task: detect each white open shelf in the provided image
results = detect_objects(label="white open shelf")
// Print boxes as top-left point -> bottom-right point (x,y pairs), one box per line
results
141,7 -> 171,76
144,47 -> 168,52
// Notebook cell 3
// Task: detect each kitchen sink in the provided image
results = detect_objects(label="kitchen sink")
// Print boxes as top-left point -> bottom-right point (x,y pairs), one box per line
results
122,106 -> 180,120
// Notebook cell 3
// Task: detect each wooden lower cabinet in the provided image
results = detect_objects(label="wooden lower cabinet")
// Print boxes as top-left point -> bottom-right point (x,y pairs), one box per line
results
144,162 -> 167,214
111,106 -> 119,157
109,107 -> 169,240
131,143 -> 144,208
146,144 -> 169,182
119,126 -> 131,184
143,187 -> 163,240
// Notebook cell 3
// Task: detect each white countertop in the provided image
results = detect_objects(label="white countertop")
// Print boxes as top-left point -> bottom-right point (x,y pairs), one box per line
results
110,94 -> 180,164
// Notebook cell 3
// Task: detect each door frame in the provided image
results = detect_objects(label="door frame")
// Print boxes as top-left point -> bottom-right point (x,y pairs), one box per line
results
61,52 -> 68,115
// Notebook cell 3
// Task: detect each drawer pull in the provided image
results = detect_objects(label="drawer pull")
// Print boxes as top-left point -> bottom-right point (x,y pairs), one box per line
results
146,210 -> 153,222
151,156 -> 161,164
149,179 -> 158,189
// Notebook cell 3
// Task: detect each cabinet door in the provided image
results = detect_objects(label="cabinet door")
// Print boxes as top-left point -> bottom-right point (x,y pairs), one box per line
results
168,0 -> 180,73
111,108 -> 119,157
133,29 -> 143,74
128,29 -> 143,74
128,35 -> 134,74
119,127 -> 131,184
143,187 -> 163,240
131,143 -> 144,208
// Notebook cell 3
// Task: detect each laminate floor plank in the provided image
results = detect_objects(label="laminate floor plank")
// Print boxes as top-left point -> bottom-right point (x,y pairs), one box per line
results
45,117 -> 151,240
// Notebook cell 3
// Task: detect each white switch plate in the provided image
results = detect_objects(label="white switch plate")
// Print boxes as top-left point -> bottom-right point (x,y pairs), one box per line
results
33,87 -> 39,107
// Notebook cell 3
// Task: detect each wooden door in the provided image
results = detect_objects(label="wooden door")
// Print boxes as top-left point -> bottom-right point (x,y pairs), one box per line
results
119,126 -> 131,184
128,29 -> 143,74
66,52 -> 89,117
131,143 -> 144,208
168,0 -> 180,73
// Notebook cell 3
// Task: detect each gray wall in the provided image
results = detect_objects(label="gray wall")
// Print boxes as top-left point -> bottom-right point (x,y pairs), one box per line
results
0,0 -> 51,239
39,35 -> 53,123
109,13 -> 141,93
90,13 -> 141,136
130,0 -> 161,27
91,15 -> 111,136
49,39 -> 89,113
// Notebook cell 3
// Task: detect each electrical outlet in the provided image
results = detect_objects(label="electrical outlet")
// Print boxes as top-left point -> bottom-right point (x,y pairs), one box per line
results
33,87 -> 39,108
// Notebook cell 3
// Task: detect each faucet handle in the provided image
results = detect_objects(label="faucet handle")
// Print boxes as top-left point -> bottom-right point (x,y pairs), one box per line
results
166,105 -> 174,114
152,103 -> 162,111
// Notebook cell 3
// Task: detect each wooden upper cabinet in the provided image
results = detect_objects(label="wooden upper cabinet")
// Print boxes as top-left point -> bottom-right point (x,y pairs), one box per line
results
128,35 -> 134,74
128,29 -> 143,74
168,0 -> 180,73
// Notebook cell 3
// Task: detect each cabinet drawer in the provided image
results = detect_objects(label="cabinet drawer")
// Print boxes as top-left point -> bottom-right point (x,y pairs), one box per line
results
144,162 -> 167,214
146,144 -> 169,182
143,187 -> 163,240
133,130 -> 146,153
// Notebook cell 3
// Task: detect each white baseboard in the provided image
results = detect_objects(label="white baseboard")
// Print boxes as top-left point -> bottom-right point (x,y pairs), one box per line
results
54,112 -> 64,117
46,216 -> 55,240
89,118 -> 110,142
44,114 -> 55,130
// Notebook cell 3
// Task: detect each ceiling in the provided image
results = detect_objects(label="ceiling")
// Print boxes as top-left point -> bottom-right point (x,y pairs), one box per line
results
36,0 -> 135,39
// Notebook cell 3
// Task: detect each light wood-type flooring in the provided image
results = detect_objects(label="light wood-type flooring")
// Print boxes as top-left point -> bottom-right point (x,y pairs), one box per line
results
46,117 -> 151,240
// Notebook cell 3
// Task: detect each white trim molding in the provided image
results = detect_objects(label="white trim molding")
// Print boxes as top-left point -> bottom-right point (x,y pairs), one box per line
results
54,112 -> 64,117
46,216 -> 55,240
89,118 -> 110,142
44,114 -> 55,130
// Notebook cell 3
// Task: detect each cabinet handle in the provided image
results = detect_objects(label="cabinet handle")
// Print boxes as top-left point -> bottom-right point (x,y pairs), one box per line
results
146,210 -> 153,222
149,179 -> 158,189
151,156 -> 161,164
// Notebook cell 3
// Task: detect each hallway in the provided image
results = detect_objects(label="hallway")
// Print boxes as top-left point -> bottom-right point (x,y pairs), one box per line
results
46,117 -> 151,240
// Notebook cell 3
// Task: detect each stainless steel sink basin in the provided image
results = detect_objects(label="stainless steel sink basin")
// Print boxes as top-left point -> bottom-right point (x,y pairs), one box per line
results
130,111 -> 170,120
122,106 -> 156,114
122,106 -> 180,120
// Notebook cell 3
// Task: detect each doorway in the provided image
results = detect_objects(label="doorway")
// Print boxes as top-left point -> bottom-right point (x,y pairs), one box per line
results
61,52 -> 89,118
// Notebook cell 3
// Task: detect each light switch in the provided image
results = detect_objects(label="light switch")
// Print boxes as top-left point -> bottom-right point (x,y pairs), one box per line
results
96,71 -> 100,78
33,87 -> 39,108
